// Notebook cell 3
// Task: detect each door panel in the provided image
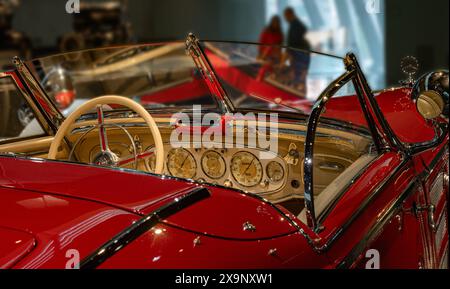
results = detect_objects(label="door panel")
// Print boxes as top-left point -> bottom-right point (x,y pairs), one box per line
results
351,183 -> 426,268
312,152 -> 421,268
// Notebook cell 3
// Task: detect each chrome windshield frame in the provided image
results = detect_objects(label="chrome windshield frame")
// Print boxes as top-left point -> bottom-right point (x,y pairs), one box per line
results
13,57 -> 65,133
303,52 -> 407,232
185,33 -> 235,114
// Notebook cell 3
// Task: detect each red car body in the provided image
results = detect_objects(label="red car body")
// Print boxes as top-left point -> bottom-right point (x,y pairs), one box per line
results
0,36 -> 448,269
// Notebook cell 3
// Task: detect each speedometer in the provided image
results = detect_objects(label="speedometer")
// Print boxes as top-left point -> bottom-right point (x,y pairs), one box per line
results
167,148 -> 197,179
230,151 -> 263,187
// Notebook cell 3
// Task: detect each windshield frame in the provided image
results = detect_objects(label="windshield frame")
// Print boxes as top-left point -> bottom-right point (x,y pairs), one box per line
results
302,52 -> 407,232
13,34 -> 349,128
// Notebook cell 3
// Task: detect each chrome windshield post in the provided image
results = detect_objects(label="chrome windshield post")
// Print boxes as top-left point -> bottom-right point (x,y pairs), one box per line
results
345,53 -> 406,153
185,33 -> 235,114
303,70 -> 355,231
13,56 -> 65,133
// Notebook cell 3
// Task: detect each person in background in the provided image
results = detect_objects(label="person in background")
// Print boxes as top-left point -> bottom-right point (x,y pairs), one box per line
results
257,15 -> 283,81
283,6 -> 311,96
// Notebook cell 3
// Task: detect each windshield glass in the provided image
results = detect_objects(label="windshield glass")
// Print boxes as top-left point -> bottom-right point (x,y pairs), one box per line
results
25,43 -> 218,116
26,41 -> 351,120
202,41 -> 346,113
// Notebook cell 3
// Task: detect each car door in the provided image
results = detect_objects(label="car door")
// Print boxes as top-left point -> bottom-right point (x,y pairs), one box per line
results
297,67 -> 432,268
306,87 -> 425,268
414,141 -> 449,268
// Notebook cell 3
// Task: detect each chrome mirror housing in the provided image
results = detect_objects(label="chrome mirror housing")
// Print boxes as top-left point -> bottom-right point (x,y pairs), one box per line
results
411,70 -> 449,121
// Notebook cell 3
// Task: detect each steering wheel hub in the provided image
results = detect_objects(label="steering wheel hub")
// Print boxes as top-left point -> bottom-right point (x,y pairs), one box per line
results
92,151 -> 120,167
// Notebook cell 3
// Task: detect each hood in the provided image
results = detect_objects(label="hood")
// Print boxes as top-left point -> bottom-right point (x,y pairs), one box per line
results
0,227 -> 35,268
0,185 -> 140,268
0,156 -> 297,241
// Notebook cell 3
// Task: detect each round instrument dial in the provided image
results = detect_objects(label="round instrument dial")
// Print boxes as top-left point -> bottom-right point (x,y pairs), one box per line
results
266,161 -> 284,182
230,151 -> 263,187
201,151 -> 226,179
167,148 -> 197,179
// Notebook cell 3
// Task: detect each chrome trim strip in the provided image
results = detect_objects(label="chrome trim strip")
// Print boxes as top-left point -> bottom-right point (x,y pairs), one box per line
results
408,122 -> 448,154
80,186 -> 211,269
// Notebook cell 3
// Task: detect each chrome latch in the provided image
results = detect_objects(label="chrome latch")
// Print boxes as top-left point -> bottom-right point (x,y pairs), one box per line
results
416,204 -> 436,231
243,221 -> 256,232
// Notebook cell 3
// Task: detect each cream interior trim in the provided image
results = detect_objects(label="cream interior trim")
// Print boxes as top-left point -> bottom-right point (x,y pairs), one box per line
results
70,116 -> 369,145
0,136 -> 54,154
70,117 -> 172,132
298,154 -> 377,223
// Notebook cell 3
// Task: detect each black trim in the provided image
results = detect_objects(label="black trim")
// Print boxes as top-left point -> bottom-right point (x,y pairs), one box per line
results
80,187 -> 211,269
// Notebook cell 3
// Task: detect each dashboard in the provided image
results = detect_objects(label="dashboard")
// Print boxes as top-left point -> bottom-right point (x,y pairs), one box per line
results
144,143 -> 288,194
63,119 -> 372,205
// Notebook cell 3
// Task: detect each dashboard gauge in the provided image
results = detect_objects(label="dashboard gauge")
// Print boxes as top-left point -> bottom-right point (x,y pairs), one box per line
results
266,161 -> 284,182
230,151 -> 263,187
167,148 -> 197,179
201,151 -> 226,179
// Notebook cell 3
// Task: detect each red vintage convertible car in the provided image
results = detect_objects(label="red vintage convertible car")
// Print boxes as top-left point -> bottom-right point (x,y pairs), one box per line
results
0,34 -> 448,269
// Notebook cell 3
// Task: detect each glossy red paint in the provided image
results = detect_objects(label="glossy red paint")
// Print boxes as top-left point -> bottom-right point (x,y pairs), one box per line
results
324,88 -> 436,143
0,156 -> 318,268
98,224 -> 327,269
0,227 -> 36,268
0,185 -> 140,268
0,49 -> 448,269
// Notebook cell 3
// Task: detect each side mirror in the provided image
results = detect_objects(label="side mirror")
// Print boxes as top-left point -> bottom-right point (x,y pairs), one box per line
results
412,71 -> 449,121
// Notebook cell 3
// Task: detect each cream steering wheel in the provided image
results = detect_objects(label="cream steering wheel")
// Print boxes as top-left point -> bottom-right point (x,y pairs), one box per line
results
48,95 -> 164,174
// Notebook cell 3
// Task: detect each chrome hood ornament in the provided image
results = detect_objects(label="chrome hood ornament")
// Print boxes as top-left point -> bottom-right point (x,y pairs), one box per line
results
400,56 -> 419,86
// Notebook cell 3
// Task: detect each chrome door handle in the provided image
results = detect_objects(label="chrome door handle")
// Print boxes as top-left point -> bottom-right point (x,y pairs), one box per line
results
318,162 -> 344,172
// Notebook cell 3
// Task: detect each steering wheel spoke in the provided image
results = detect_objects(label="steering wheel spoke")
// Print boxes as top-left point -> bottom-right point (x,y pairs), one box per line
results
96,104 -> 109,152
